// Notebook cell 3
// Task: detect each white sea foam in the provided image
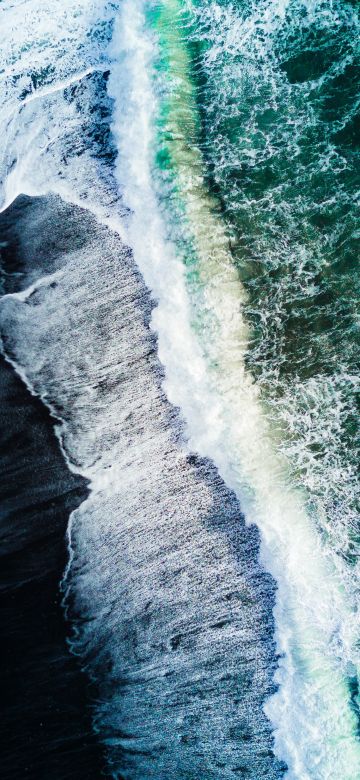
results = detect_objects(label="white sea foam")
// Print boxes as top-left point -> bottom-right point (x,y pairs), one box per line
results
107,1 -> 360,777
0,0 -> 120,216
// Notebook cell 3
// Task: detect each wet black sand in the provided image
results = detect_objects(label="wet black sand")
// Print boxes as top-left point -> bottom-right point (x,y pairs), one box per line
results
0,278 -> 106,776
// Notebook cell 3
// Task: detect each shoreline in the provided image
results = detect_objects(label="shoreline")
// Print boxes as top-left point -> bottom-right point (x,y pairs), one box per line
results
0,192 -> 284,779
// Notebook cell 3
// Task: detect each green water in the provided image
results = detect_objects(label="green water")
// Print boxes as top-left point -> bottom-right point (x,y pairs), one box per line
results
184,0 -> 360,564
150,0 -> 360,561
144,0 -> 360,775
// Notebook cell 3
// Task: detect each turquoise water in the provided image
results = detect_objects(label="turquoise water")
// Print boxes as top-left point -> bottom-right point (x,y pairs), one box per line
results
138,0 -> 360,774
186,0 -> 360,562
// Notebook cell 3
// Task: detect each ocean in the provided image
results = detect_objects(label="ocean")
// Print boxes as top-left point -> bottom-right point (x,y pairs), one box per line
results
0,1 -> 359,778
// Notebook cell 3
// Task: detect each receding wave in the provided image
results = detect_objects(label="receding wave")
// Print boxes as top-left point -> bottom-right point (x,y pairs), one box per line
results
0,193 -> 283,779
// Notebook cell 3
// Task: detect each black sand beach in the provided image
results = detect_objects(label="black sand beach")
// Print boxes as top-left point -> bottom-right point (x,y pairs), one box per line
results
0,205 -> 106,778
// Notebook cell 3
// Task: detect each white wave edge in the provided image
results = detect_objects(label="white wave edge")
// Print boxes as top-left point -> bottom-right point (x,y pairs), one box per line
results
0,270 -> 93,629
105,2 -> 360,779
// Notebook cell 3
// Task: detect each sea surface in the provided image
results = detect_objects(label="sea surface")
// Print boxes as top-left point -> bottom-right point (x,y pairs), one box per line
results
0,1 -> 359,779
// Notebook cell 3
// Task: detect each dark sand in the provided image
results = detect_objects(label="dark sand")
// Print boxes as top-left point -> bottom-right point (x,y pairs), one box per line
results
0,213 -> 107,779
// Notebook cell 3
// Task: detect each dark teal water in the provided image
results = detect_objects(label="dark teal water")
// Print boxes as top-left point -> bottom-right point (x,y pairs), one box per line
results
187,0 -> 359,565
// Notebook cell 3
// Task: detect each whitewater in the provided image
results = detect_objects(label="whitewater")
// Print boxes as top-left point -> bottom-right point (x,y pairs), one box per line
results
0,1 -> 359,778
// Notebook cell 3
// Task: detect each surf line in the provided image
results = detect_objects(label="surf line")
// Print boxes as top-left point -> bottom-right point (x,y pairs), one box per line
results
108,0 -> 360,776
